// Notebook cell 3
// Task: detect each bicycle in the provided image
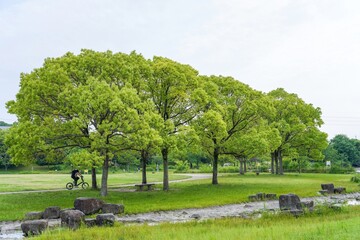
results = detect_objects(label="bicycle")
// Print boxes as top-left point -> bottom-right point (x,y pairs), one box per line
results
66,176 -> 89,190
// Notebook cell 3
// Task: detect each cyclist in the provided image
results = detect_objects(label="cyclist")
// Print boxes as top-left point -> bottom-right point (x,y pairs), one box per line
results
71,169 -> 82,186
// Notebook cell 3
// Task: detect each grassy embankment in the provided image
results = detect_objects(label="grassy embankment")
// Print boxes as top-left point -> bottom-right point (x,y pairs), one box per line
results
36,206 -> 360,240
0,173 -> 358,221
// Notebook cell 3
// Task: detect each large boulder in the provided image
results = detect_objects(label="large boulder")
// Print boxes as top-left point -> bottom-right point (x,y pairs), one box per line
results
96,213 -> 115,226
102,203 -> 124,215
60,210 -> 85,230
321,183 -> 335,194
43,206 -> 61,219
279,194 -> 301,210
74,197 -> 104,215
21,220 -> 48,236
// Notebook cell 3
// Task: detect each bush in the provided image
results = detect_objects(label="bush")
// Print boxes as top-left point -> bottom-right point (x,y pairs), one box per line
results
350,175 -> 360,183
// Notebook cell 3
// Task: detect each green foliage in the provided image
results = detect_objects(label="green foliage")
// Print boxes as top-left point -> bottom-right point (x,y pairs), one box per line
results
350,175 -> 360,183
327,134 -> 360,167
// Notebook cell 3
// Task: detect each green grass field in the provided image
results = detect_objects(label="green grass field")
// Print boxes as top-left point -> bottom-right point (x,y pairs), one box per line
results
0,171 -> 189,192
0,173 -> 358,221
35,206 -> 360,240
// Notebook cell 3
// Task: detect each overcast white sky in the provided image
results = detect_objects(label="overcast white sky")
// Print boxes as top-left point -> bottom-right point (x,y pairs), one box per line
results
1,0 -> 360,139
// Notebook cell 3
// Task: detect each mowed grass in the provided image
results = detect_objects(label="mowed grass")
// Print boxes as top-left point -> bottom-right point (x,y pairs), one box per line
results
0,173 -> 358,221
0,172 -> 189,192
36,206 -> 360,240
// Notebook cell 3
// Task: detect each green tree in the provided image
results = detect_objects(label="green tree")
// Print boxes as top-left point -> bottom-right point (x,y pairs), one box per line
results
268,88 -> 328,175
6,49 -> 153,196
195,76 -> 277,184
328,134 -> 360,167
147,57 -> 206,190
0,129 -> 11,171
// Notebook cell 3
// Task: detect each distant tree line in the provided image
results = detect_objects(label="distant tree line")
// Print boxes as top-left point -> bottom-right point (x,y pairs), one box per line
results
4,49 -> 329,196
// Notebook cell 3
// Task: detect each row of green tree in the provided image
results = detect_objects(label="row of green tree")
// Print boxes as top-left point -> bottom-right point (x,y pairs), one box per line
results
2,49 -> 336,196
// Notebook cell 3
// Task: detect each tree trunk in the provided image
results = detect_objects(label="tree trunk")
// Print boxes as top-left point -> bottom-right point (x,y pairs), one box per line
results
244,159 -> 247,173
141,150 -> 148,184
161,148 -> 169,191
275,150 -> 279,175
91,167 -> 98,189
278,150 -> 284,175
271,152 -> 275,174
100,154 -> 109,196
239,158 -> 244,175
212,147 -> 219,185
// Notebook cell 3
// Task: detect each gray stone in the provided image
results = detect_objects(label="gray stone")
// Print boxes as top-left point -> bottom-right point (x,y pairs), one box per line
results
319,190 -> 328,195
248,195 -> 258,202
60,210 -> 85,230
43,206 -> 61,219
96,213 -> 115,226
74,197 -> 104,215
279,194 -> 301,210
190,214 -> 201,219
265,193 -> 277,200
102,203 -> 124,215
84,218 -> 97,227
21,220 -> 48,236
24,211 -> 43,220
298,200 -> 314,210
334,187 -> 346,194
256,193 -> 265,200
321,183 -> 335,194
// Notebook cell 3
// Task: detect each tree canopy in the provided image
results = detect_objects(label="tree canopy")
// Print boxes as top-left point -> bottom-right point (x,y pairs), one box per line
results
5,49 -> 330,194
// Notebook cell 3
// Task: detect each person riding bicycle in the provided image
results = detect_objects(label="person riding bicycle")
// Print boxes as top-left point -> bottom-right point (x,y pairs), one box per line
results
71,169 -> 82,186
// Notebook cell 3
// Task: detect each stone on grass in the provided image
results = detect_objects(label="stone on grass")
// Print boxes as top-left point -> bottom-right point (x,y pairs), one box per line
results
265,193 -> 277,200
319,190 -> 328,195
256,193 -> 265,200
84,218 -> 97,227
321,183 -> 335,194
96,213 -> 115,226
298,201 -> 314,211
102,203 -> 124,214
74,197 -> 104,215
21,220 -> 48,236
60,210 -> 85,230
248,195 -> 258,202
24,211 -> 43,220
279,194 -> 301,210
43,206 -> 61,219
334,187 -> 346,194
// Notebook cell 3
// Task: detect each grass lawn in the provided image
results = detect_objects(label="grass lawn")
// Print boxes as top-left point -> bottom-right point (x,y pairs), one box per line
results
36,206 -> 360,240
0,173 -> 358,221
0,171 -> 189,192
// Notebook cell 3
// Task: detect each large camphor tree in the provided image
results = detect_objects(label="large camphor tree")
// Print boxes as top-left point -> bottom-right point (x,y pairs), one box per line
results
6,49 -> 156,196
267,88 -> 328,175
194,76 -> 278,184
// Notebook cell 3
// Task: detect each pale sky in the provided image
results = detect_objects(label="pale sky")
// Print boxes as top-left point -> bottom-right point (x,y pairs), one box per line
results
1,0 -> 360,139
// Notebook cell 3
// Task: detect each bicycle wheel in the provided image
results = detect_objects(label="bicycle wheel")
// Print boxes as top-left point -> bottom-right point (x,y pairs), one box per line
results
66,182 -> 74,190
81,182 -> 89,190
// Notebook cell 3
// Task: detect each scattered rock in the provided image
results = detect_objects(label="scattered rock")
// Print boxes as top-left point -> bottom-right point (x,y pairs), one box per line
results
21,220 -> 48,236
319,190 -> 328,195
244,204 -> 253,208
102,203 -> 124,215
266,193 -> 277,200
321,183 -> 335,194
279,194 -> 301,210
43,206 -> 61,219
256,193 -> 265,200
190,214 -> 201,219
334,187 -> 346,194
60,210 -> 85,230
84,218 -> 97,227
96,213 -> 115,226
74,197 -> 104,215
24,211 -> 43,220
248,195 -> 258,202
